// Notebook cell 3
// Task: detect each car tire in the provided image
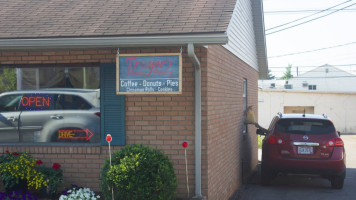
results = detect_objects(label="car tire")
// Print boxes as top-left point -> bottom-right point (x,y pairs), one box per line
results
331,174 -> 345,189
261,163 -> 273,186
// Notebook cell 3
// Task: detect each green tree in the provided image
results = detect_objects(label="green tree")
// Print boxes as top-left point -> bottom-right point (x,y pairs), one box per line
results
0,68 -> 17,93
267,69 -> 275,80
280,64 -> 293,80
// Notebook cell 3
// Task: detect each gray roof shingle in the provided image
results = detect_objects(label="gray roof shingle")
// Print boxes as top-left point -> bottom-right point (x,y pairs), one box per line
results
0,0 -> 235,39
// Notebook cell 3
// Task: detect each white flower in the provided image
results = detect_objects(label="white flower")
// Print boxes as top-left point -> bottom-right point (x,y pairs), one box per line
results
59,186 -> 100,200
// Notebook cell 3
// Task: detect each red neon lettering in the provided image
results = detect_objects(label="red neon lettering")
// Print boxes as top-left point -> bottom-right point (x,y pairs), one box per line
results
21,96 -> 50,107
35,97 -> 41,107
21,97 -> 28,106
42,97 -> 50,107
29,97 -> 35,106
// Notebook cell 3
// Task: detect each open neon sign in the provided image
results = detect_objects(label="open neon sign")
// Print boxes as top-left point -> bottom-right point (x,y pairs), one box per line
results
21,94 -> 52,111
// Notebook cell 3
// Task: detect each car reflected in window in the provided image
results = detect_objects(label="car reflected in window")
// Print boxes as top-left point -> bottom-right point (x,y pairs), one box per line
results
0,89 -> 100,143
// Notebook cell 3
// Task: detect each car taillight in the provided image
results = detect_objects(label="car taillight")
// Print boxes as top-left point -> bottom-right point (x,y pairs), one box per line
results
326,138 -> 344,147
95,112 -> 101,117
266,135 -> 285,145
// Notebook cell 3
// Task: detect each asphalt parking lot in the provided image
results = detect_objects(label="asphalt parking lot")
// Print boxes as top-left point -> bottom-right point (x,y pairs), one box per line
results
236,135 -> 356,200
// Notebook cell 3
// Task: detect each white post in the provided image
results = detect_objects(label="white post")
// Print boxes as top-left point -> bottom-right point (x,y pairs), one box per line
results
106,134 -> 114,200
185,148 -> 190,198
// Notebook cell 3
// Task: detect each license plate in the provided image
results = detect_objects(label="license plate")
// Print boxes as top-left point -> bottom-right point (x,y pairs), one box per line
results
298,146 -> 313,154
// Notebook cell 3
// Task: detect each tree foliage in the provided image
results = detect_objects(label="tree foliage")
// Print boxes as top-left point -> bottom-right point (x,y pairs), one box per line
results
0,69 -> 17,93
280,65 -> 293,80
267,69 -> 275,80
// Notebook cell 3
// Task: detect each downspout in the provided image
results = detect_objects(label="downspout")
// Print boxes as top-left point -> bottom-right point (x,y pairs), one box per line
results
187,43 -> 202,198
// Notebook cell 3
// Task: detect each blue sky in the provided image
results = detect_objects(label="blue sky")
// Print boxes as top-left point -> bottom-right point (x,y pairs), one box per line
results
263,0 -> 356,78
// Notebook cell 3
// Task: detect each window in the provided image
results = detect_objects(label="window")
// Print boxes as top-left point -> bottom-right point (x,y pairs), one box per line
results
308,85 -> 317,90
0,94 -> 22,112
276,119 -> 335,135
284,106 -> 314,114
0,65 -> 101,144
57,95 -> 92,110
243,79 -> 247,134
17,67 -> 100,90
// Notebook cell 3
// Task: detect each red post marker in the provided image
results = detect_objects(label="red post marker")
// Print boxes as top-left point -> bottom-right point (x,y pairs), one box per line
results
182,140 -> 188,148
106,134 -> 112,143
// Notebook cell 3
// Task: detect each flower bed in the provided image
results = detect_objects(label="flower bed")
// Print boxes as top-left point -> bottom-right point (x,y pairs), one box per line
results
0,151 -> 63,198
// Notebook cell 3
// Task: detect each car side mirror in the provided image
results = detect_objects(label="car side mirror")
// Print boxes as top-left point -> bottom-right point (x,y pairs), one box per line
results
337,131 -> 341,137
256,128 -> 266,136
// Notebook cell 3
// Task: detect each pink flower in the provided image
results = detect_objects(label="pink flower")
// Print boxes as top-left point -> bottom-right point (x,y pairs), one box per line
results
52,163 -> 61,170
5,150 -> 9,153
12,152 -> 19,156
36,160 -> 43,165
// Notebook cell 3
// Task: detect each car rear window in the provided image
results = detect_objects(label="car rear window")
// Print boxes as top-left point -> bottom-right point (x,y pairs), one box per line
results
275,119 -> 335,135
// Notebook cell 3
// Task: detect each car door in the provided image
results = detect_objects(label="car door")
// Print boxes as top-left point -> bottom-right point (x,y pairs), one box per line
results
18,93 -> 62,142
54,94 -> 100,143
0,94 -> 22,142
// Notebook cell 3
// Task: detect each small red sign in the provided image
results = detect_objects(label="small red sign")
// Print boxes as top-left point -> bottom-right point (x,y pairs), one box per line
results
106,134 -> 112,143
182,141 -> 188,148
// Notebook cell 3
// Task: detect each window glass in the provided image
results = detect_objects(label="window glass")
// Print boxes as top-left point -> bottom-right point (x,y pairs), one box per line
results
0,94 -> 22,112
276,119 -> 335,135
57,95 -> 91,110
0,66 -> 100,144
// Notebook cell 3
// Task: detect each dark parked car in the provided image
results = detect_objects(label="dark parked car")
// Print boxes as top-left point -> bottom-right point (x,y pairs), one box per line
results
0,89 -> 100,143
257,113 -> 346,189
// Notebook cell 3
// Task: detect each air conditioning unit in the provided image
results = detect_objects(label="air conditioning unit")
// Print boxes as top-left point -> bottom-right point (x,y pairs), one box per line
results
284,84 -> 293,89
302,82 -> 308,87
270,83 -> 275,88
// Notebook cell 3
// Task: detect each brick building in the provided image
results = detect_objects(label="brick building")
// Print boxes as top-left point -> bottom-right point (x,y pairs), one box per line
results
0,0 -> 267,199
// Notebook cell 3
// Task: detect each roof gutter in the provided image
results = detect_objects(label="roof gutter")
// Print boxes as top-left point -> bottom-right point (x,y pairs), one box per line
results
0,33 -> 228,49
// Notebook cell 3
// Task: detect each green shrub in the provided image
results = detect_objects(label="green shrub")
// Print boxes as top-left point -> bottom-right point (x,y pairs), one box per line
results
101,144 -> 177,200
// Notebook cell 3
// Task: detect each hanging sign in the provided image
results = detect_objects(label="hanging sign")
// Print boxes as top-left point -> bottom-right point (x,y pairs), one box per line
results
116,53 -> 182,94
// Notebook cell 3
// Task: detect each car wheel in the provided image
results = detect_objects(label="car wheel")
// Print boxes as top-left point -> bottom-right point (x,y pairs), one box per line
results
331,174 -> 344,189
261,163 -> 273,186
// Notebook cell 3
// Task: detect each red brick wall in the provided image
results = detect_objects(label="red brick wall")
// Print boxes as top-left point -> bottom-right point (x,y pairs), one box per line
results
0,47 -> 198,198
204,45 -> 258,200
0,46 -> 258,199
123,47 -> 200,197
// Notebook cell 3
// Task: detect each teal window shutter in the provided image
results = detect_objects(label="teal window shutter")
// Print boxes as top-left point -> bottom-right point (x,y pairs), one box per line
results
100,63 -> 125,145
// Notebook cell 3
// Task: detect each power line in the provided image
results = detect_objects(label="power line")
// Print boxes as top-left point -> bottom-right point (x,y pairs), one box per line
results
266,2 -> 356,35
269,64 -> 356,69
264,8 -> 356,14
290,76 -> 356,79
268,63 -> 356,72
265,0 -> 353,31
268,41 -> 356,58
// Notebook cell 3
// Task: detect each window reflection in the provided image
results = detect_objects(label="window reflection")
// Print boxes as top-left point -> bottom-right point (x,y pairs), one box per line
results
0,66 -> 100,144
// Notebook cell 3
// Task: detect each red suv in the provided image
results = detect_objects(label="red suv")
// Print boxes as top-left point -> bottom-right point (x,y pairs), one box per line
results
257,113 -> 346,189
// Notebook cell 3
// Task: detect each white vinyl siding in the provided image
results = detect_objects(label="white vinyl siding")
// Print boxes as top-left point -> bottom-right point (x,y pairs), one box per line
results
224,0 -> 258,70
